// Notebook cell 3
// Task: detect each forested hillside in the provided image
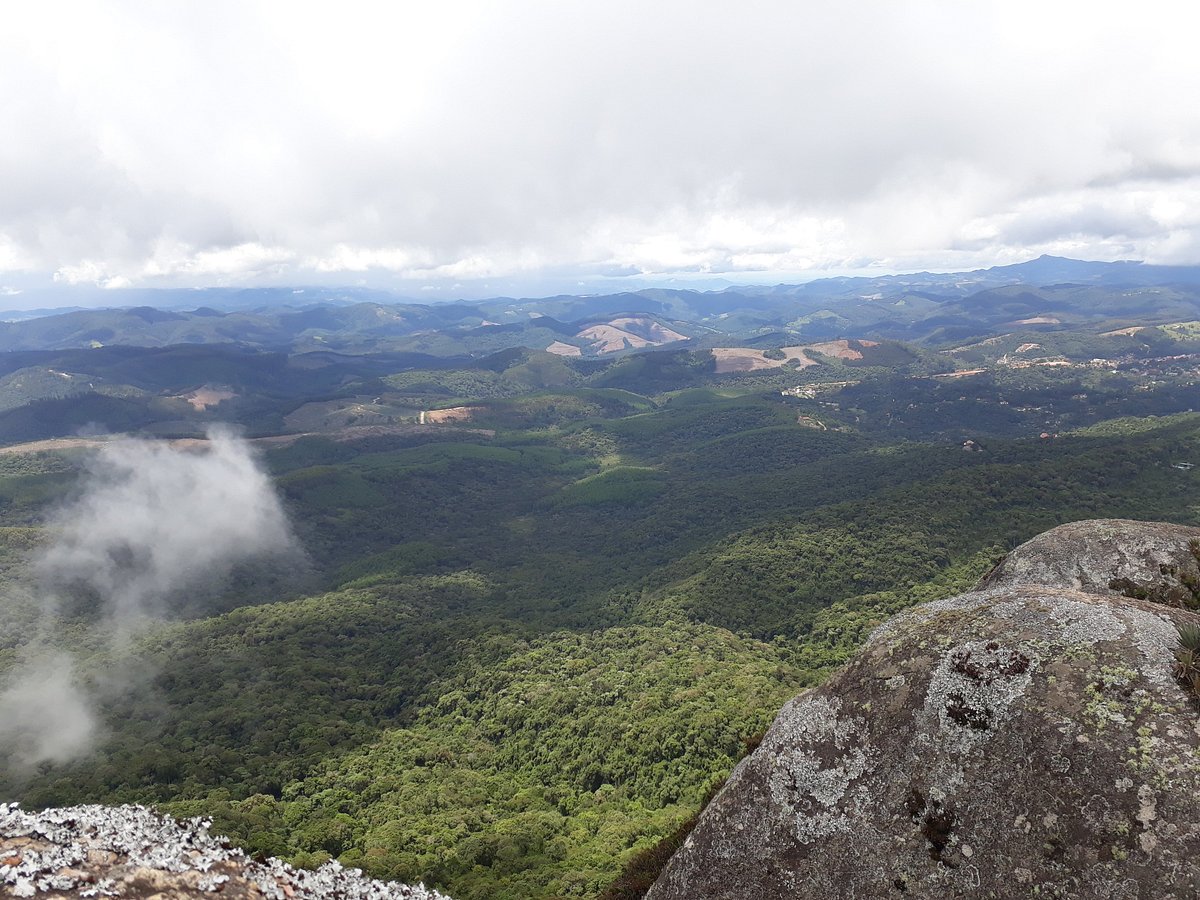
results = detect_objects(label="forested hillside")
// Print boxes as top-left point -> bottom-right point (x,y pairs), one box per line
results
5,0 -> 1199,889
3,324 -> 1200,898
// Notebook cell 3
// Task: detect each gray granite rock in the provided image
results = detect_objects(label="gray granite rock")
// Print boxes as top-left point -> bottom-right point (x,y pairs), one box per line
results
648,520 -> 1200,900
977,519 -> 1200,606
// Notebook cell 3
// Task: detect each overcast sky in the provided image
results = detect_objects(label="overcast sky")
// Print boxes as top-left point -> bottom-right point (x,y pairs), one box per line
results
3,1 -> 1200,300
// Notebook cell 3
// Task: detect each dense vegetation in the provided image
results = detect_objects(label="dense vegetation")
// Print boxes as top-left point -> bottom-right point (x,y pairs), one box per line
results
171,622 -> 804,900
5,318 -> 1200,898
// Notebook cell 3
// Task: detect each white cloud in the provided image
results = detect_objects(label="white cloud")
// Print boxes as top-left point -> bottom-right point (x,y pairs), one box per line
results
53,261 -> 111,286
3,1 -> 1200,293
0,653 -> 97,769
1,429 -> 300,768
36,428 -> 297,624
308,244 -> 427,273
145,242 -> 296,279
0,236 -> 35,274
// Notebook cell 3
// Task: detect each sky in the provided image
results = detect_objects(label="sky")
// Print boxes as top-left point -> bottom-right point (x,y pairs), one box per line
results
3,1 -> 1200,302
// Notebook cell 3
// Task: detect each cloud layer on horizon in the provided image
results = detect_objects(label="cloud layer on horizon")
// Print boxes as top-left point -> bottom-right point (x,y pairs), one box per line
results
3,1 -> 1199,294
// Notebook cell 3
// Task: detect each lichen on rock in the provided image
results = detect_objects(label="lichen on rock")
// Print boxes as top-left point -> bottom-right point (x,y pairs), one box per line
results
978,519 -> 1200,609
760,696 -> 874,843
0,803 -> 452,899
648,520 -> 1200,900
922,638 -> 1035,747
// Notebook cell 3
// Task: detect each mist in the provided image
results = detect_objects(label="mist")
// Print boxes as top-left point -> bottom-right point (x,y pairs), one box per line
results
0,428 -> 299,772
36,428 -> 297,625
0,653 -> 96,770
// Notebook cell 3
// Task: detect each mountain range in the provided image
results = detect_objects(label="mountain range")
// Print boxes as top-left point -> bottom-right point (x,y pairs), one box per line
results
4,256 -> 1200,898
5,257 -> 1200,357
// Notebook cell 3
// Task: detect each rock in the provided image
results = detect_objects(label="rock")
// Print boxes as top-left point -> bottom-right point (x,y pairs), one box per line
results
978,519 -> 1200,607
648,519 -> 1200,899
0,803 -> 453,899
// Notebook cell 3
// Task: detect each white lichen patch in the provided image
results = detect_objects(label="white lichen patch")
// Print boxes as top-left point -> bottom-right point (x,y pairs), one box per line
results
868,592 -> 986,645
985,590 -> 1127,648
1136,784 -> 1157,829
1049,598 -> 1129,646
921,640 -> 1037,749
0,803 -> 452,899
759,696 -> 874,843
1123,608 -> 1181,689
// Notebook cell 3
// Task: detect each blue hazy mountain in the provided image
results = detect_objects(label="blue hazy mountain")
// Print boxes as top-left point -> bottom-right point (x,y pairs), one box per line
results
3,256 -> 1200,354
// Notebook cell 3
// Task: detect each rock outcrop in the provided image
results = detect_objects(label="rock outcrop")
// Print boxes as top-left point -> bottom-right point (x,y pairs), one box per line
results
978,519 -> 1200,606
0,803 -> 451,899
647,519 -> 1200,899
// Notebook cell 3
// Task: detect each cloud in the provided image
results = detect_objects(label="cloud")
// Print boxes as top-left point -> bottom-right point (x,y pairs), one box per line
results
2,1 -> 1200,292
0,428 -> 299,770
0,653 -> 97,770
36,428 -> 297,625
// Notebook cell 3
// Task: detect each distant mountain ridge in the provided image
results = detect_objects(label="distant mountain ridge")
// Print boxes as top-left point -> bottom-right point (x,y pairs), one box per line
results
12,255 -> 1199,316
3,257 -> 1200,355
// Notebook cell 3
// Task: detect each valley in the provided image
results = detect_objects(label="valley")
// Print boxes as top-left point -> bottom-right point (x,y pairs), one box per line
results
7,10 -> 1199,894
4,260 -> 1200,898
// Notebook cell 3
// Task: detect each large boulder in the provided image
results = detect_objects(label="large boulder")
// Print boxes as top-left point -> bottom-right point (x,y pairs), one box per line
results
978,519 -> 1200,606
648,520 -> 1200,900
